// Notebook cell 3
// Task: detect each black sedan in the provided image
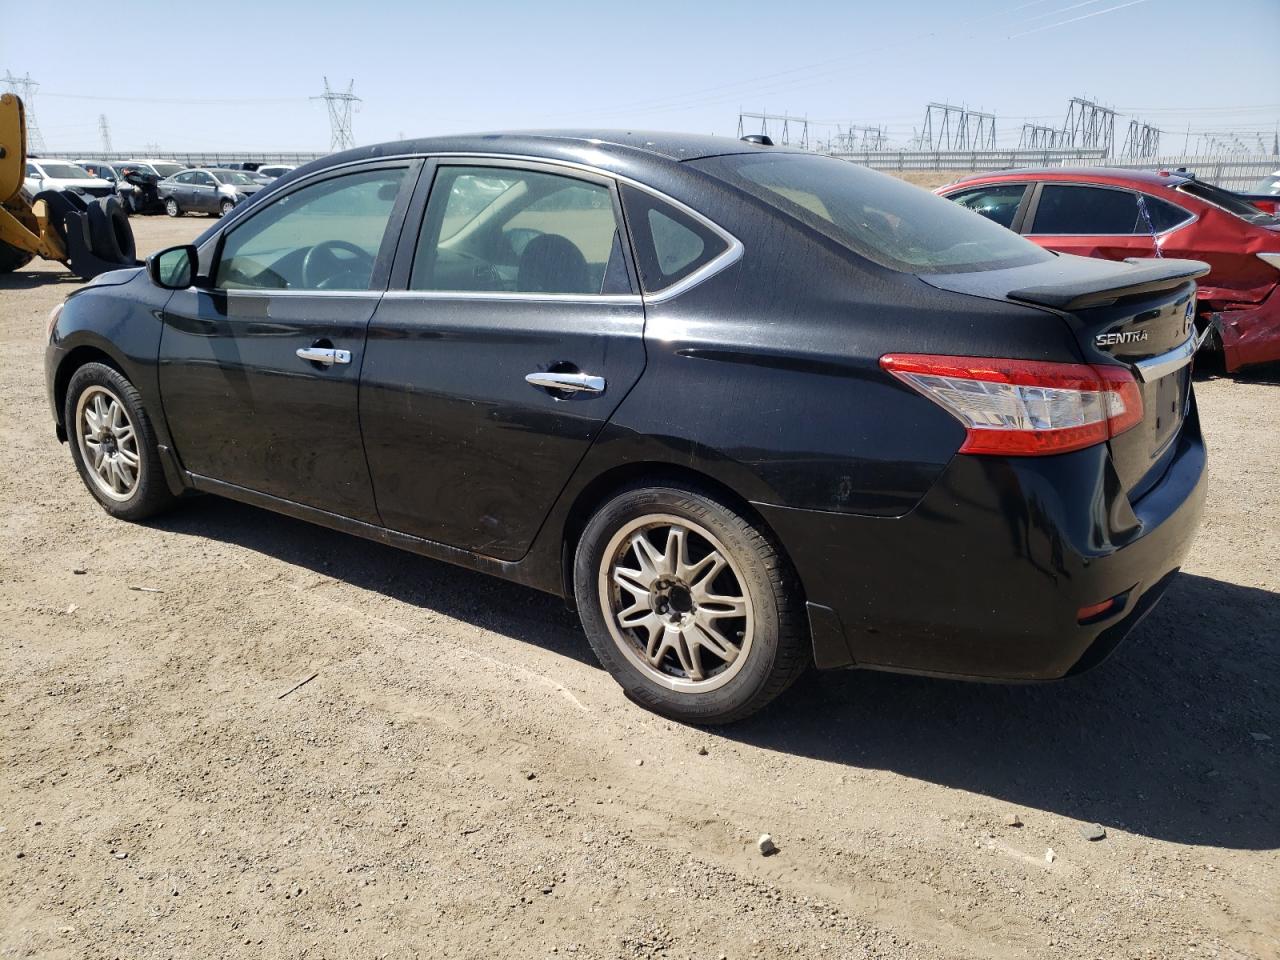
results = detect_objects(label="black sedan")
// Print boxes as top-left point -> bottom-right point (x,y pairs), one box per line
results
44,132 -> 1208,723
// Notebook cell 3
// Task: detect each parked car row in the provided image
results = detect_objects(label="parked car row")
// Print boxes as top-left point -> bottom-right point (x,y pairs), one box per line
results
21,158 -> 296,218
937,167 -> 1280,372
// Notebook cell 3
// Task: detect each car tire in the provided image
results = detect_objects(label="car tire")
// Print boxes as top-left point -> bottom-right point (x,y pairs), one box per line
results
0,239 -> 34,274
84,197 -> 136,265
164,197 -> 181,217
574,484 -> 808,724
64,362 -> 177,522
219,199 -> 235,218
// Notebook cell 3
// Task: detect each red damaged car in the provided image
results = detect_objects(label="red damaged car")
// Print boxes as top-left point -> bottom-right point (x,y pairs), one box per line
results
937,168 -> 1280,371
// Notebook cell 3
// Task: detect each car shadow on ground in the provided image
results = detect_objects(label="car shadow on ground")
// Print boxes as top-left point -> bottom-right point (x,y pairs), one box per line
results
156,497 -> 1278,851
0,269 -> 83,290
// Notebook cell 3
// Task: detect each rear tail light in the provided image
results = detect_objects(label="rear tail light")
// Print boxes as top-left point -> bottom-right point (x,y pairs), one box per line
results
880,354 -> 1143,456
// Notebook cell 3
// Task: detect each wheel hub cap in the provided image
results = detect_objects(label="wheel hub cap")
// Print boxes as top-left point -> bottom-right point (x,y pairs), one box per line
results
75,386 -> 141,502
599,515 -> 754,692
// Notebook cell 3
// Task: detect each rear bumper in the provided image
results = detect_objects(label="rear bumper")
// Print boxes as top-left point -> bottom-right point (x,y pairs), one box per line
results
756,405 -> 1207,680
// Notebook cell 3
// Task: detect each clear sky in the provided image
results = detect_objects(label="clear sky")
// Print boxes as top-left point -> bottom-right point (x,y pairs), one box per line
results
2,0 -> 1278,154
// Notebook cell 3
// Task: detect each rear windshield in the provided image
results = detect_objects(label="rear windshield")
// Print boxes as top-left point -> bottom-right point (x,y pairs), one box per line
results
1245,174 -> 1279,196
1177,180 -> 1279,225
40,163 -> 94,180
210,170 -> 256,185
693,153 -> 1052,274
151,162 -> 185,178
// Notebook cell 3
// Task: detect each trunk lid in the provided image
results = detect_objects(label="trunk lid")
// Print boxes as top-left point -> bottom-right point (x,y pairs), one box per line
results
921,253 -> 1209,499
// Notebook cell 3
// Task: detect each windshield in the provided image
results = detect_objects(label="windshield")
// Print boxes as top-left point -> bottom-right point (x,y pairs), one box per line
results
1177,180 -> 1280,225
210,170 -> 257,186
694,153 -> 1052,274
40,163 -> 95,180
151,162 -> 185,178
1245,173 -> 1280,197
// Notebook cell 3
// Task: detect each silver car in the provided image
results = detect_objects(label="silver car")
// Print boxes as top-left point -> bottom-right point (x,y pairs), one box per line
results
158,168 -> 264,218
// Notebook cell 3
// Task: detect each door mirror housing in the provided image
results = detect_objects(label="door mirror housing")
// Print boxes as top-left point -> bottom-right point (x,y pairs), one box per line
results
147,244 -> 198,290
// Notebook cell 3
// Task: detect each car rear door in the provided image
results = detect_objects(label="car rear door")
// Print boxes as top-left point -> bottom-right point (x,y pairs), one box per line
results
157,160 -> 421,522
190,171 -> 220,213
359,159 -> 647,561
1023,182 -> 1162,262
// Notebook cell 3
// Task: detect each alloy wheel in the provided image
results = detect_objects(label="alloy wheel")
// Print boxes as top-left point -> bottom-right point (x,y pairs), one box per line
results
75,385 -> 141,502
598,514 -> 754,692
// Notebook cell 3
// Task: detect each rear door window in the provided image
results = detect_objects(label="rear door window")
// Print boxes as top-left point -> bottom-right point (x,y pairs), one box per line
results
619,185 -> 730,293
947,184 -> 1029,230
1138,194 -> 1194,233
1030,185 -> 1141,235
411,165 -> 632,296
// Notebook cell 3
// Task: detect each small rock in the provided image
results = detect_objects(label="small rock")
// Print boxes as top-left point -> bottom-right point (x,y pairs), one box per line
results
73,568 -> 87,575
64,604 -> 78,615
757,834 -> 777,856
1250,732 -> 1271,742
113,851 -> 128,860
1045,848 -> 1056,864
696,745 -> 708,756
540,885 -> 554,895
634,759 -> 643,767
525,771 -> 537,781
1079,823 -> 1106,841
1004,813 -> 1023,828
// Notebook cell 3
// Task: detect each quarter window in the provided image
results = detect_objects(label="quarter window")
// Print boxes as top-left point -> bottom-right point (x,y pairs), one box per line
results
1030,185 -> 1142,235
213,167 -> 406,291
1139,194 -> 1193,233
411,166 -> 630,295
947,185 -> 1028,229
620,186 -> 729,293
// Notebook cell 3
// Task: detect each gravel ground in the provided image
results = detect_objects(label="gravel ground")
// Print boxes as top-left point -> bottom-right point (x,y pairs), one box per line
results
1,215 -> 1277,960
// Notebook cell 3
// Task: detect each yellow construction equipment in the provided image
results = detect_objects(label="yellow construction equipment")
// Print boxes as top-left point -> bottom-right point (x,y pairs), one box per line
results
1,93 -> 137,278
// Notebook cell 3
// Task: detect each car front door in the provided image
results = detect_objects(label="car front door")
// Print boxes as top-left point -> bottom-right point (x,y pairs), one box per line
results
157,160 -> 420,521
189,171 -> 219,213
359,160 -> 647,560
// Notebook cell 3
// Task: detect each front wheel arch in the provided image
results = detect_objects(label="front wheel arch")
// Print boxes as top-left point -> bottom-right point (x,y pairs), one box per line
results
53,344 -> 126,439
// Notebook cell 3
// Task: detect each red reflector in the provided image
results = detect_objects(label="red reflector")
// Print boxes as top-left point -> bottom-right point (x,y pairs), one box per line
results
880,354 -> 1144,457
1076,598 -> 1118,622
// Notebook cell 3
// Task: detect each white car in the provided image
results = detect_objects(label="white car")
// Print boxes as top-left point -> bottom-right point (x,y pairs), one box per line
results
124,158 -> 188,180
23,160 -> 116,200
256,164 -> 296,180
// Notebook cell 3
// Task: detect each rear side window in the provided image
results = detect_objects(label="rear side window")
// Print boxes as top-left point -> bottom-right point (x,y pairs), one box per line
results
1139,194 -> 1194,233
694,153 -> 1049,274
1031,185 -> 1140,235
947,184 -> 1028,229
620,185 -> 729,292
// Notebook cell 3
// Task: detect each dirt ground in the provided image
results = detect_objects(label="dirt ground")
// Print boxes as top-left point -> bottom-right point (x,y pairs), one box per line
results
2,213 -> 1277,960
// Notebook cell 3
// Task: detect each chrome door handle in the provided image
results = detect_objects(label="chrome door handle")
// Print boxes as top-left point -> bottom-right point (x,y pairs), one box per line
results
296,346 -> 351,365
525,371 -> 605,394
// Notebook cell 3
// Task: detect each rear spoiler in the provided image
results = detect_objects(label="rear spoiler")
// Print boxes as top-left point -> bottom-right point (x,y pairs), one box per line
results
1008,258 -> 1209,310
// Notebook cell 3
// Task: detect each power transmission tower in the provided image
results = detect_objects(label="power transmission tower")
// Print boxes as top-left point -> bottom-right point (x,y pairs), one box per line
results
1019,123 -> 1060,149
1121,119 -> 1160,159
737,111 -> 810,149
1062,97 -> 1116,156
312,77 -> 360,151
921,103 -> 995,151
2,71 -> 46,152
99,115 -> 113,154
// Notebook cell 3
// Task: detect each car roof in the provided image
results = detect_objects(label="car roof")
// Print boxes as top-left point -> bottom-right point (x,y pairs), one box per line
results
316,130 -> 793,175
948,167 -> 1194,188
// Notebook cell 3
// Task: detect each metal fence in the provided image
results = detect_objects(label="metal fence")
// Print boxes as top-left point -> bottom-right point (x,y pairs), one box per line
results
828,148 -> 1108,172
37,150 -> 328,166
1069,155 -> 1278,192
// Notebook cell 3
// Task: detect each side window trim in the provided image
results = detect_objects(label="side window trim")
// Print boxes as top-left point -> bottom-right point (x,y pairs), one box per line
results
388,156 -> 640,302
204,159 -> 423,294
621,185 -> 743,303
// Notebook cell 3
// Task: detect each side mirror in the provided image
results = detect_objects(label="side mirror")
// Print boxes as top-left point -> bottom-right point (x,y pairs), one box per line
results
147,244 -> 198,290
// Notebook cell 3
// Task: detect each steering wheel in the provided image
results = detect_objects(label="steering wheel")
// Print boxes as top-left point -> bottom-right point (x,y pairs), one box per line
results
301,240 -> 375,289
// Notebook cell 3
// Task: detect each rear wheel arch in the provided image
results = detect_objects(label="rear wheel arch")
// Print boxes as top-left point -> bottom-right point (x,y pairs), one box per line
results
557,461 -> 801,610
